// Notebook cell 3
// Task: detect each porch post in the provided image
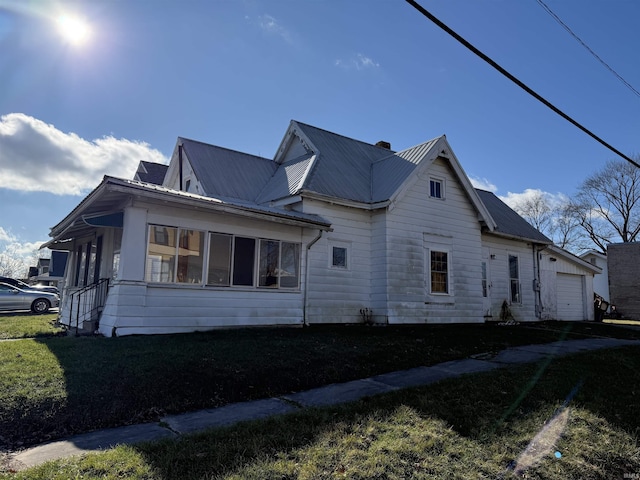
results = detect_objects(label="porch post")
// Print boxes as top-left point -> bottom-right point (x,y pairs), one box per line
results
119,206 -> 148,282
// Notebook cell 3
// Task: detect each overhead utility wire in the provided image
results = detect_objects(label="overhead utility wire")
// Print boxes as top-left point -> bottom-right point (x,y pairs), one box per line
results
536,0 -> 640,99
404,0 -> 640,169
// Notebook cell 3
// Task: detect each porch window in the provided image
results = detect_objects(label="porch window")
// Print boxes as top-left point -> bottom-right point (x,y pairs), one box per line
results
177,230 -> 204,283
509,254 -> 520,303
207,233 -> 232,286
146,226 -> 177,282
430,250 -> 449,294
258,240 -> 301,289
232,237 -> 256,286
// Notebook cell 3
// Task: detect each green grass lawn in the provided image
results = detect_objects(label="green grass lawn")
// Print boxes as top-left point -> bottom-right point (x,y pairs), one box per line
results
0,319 -> 639,455
0,313 -> 64,340
4,346 -> 639,479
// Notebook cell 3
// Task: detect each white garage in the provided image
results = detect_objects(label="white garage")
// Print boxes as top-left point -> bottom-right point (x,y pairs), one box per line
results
539,245 -> 600,321
556,273 -> 586,321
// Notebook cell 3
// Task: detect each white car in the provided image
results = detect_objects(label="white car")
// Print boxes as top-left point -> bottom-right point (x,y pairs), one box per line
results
0,282 -> 60,314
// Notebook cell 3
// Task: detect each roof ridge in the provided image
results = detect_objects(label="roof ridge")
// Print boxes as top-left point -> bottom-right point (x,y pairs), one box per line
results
179,137 -> 272,162
293,121 -> 397,153
372,136 -> 443,164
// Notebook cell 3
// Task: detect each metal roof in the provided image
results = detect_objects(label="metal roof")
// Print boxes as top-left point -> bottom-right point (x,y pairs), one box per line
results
256,153 -> 315,203
372,138 -> 441,203
135,161 -> 168,185
475,189 -> 552,243
292,122 -> 394,203
180,138 -> 277,202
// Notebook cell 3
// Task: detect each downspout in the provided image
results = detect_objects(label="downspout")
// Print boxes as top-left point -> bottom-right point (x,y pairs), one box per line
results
178,144 -> 183,190
533,244 -> 543,319
303,229 -> 324,327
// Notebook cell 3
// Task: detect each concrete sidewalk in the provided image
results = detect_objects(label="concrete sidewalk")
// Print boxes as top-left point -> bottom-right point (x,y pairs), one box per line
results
10,337 -> 640,470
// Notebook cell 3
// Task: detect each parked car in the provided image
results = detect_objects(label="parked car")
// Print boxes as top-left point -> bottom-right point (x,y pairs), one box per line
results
0,276 -> 59,295
0,282 -> 60,314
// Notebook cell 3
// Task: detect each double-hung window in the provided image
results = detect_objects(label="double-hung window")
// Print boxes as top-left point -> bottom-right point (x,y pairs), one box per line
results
429,250 -> 449,294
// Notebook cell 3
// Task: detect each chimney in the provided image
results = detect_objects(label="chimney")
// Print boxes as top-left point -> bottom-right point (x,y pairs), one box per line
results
375,140 -> 391,150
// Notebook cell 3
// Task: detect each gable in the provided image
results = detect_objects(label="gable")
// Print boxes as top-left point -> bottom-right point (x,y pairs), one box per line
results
164,138 -> 278,202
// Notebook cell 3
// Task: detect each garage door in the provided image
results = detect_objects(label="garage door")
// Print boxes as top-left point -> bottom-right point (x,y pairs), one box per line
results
557,274 -> 585,320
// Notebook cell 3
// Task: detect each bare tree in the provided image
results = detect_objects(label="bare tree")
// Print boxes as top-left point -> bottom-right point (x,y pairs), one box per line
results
570,159 -> 640,253
510,190 -> 583,252
0,244 -> 28,278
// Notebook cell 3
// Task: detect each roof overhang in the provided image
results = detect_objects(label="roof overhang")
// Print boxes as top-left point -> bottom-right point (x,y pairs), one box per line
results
46,176 -> 332,248
544,244 -> 602,274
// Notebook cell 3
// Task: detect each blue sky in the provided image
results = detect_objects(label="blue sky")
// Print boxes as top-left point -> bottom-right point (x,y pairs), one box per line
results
1,0 -> 639,272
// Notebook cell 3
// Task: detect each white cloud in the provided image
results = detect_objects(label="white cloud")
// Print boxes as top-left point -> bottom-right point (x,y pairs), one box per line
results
469,176 -> 497,192
258,14 -> 292,43
500,188 -> 569,209
0,227 -> 16,243
335,53 -> 380,71
0,113 -> 168,196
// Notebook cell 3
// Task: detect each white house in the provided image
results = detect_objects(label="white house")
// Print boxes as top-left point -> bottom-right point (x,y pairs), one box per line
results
579,250 -> 609,304
45,121 -> 598,336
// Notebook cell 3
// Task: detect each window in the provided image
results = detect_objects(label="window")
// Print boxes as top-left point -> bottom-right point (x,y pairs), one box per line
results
207,233 -> 232,286
146,226 -> 205,283
258,240 -> 300,288
429,178 -> 444,199
146,226 -> 177,282
481,261 -> 488,297
177,230 -> 204,283
332,247 -> 347,268
509,255 -> 520,303
185,179 -> 191,192
259,240 -> 279,287
232,237 -> 256,286
146,225 -> 301,290
430,250 -> 449,294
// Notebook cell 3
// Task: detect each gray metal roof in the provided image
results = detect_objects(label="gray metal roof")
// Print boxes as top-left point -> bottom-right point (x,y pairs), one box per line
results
181,138 -> 277,202
475,189 -> 552,243
372,138 -> 441,203
256,153 -> 315,203
293,122 -> 395,203
135,161 -> 168,185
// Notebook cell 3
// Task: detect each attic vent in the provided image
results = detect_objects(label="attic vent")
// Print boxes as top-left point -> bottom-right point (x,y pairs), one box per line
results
375,140 -> 391,150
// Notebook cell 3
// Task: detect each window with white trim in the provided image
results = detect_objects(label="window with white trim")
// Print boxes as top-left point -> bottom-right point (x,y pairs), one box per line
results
429,249 -> 449,294
429,177 -> 445,199
146,226 -> 205,283
509,254 -> 521,303
329,241 -> 350,270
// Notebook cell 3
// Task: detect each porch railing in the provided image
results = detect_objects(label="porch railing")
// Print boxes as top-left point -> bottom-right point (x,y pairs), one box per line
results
69,278 -> 110,334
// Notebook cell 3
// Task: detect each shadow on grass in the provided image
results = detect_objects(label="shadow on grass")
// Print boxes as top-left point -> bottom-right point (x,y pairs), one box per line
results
4,322 -> 639,453
124,346 -> 640,480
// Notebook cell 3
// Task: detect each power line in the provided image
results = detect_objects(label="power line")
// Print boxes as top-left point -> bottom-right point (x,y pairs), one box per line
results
535,0 -> 640,99
404,0 -> 640,169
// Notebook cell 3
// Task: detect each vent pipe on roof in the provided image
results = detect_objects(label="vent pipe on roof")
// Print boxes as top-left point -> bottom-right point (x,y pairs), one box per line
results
375,140 -> 391,150
178,144 -> 183,190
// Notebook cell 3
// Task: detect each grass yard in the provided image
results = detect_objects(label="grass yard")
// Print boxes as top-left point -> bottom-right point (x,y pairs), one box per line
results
0,313 -> 64,340
0,319 -> 639,454
3,346 -> 639,479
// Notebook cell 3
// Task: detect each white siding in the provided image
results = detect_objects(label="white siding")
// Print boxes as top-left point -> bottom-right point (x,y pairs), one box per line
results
481,235 -> 538,321
98,200 -> 311,336
384,158 -> 484,324
302,199 -> 372,324
539,250 -> 595,321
